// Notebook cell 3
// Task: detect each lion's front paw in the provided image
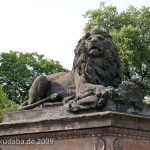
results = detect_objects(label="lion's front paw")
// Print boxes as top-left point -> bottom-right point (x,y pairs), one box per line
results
95,86 -> 115,106
95,85 -> 105,95
95,86 -> 115,96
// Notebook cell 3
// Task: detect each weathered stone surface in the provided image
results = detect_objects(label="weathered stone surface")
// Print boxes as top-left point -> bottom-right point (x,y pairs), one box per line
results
0,110 -> 150,149
2,107 -> 150,131
1,136 -> 150,150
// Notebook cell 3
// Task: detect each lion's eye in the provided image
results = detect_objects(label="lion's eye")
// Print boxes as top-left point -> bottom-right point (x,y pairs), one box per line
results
87,37 -> 92,41
98,36 -> 104,41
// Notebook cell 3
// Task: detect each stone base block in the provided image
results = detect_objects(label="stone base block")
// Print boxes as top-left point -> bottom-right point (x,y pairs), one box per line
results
0,107 -> 150,150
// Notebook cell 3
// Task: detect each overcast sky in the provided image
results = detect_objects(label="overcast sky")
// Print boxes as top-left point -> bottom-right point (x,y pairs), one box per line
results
0,0 -> 150,70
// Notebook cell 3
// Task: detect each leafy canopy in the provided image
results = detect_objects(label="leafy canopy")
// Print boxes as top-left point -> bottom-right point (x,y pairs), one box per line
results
0,86 -> 18,122
0,51 -> 67,103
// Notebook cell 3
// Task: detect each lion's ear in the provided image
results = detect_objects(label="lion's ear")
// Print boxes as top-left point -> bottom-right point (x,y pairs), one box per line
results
103,32 -> 112,40
84,32 -> 90,40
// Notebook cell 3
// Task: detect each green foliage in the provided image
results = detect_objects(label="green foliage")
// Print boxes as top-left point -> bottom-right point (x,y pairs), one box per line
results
144,98 -> 150,104
83,2 -> 150,96
0,86 -> 18,122
0,51 -> 67,103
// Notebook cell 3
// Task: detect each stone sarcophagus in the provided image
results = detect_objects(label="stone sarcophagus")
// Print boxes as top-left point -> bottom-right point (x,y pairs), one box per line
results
0,29 -> 150,150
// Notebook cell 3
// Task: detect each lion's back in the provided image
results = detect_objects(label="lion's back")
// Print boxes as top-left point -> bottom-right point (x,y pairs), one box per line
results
46,72 -> 76,97
46,72 -> 67,81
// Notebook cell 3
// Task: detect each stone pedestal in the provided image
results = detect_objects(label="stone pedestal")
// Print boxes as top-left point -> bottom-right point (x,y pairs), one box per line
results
0,106 -> 150,150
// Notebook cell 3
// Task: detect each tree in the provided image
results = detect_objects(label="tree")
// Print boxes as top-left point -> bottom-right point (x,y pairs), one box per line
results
144,98 -> 150,104
0,51 -> 68,103
83,2 -> 150,96
0,86 -> 18,122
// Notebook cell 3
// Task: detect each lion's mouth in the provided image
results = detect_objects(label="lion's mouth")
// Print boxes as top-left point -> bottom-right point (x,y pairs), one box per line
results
89,46 -> 102,56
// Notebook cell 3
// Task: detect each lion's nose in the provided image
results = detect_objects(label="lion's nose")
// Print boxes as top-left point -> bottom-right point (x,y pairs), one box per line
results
91,39 -> 97,44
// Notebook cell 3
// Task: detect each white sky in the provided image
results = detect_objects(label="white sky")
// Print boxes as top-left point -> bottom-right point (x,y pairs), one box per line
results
0,0 -> 150,70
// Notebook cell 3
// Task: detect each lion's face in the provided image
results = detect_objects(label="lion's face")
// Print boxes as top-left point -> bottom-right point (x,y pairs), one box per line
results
85,35 -> 108,57
73,29 -> 122,88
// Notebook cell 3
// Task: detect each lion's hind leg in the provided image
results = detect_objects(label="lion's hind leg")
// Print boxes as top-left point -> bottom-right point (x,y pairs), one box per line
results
28,76 -> 50,106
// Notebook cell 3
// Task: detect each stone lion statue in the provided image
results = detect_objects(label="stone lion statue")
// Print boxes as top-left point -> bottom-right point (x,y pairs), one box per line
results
18,29 -> 145,114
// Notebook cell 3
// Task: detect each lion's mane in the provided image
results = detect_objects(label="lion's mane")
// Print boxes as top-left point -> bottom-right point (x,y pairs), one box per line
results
72,29 -> 122,88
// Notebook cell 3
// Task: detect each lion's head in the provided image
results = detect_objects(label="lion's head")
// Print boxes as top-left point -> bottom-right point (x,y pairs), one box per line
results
72,29 -> 122,88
